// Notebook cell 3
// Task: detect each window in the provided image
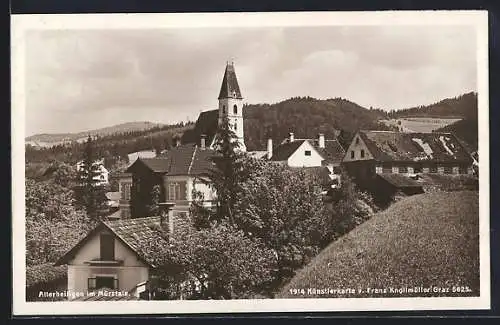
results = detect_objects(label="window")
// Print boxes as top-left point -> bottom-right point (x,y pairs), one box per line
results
444,166 -> 453,174
360,149 -> 365,158
351,150 -> 355,159
122,183 -> 131,200
233,104 -> 238,114
234,119 -> 238,131
399,166 -> 407,173
100,234 -> 115,261
222,105 -> 226,114
88,276 -> 118,290
305,150 -> 311,156
355,137 -> 359,145
168,181 -> 186,201
414,165 -> 423,173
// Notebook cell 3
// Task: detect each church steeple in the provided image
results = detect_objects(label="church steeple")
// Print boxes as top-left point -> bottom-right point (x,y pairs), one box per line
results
218,62 -> 243,100
217,62 -> 246,152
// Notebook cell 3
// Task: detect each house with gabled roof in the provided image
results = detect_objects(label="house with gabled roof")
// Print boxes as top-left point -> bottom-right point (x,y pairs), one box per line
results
342,130 -> 476,202
265,132 -> 346,188
54,216 -> 169,298
125,143 -> 217,218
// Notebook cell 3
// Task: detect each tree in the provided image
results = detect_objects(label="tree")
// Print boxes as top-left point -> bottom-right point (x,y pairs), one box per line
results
203,116 -> 247,225
74,135 -> 108,220
145,184 -> 161,217
135,223 -> 276,300
25,179 -> 95,266
233,158 -> 329,287
53,162 -> 76,188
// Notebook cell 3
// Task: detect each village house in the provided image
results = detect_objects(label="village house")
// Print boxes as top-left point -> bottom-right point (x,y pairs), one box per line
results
125,143 -> 217,219
54,214 -> 176,299
266,132 -> 345,187
342,130 -> 476,202
76,159 -> 109,186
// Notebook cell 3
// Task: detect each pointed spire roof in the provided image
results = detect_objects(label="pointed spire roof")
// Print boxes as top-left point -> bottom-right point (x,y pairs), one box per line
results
218,62 -> 243,99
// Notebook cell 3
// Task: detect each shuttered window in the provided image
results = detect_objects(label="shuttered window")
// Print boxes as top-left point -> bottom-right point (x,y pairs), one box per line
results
167,181 -> 187,201
100,234 -> 115,261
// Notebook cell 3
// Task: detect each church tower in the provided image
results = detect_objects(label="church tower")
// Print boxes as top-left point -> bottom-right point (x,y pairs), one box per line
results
217,62 -> 246,152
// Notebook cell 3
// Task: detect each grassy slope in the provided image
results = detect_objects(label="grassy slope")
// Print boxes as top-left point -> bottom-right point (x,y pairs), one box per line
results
278,191 -> 479,298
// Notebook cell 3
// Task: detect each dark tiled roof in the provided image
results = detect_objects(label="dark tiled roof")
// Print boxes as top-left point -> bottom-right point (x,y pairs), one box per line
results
55,217 -> 171,268
181,110 -> 218,147
126,145 -> 217,176
135,158 -> 170,173
316,140 -> 346,163
270,140 -> 305,161
218,63 -> 243,99
103,216 -> 168,267
358,131 -> 473,163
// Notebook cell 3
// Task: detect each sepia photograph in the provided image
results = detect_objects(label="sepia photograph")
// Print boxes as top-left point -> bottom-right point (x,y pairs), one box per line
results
11,11 -> 490,315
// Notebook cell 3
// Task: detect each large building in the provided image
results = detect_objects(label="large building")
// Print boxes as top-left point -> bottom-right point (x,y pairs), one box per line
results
342,130 -> 476,203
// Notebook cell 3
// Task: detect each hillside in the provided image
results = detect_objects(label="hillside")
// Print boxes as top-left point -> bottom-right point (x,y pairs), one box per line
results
25,122 -> 193,167
243,96 -> 390,150
277,191 -> 479,298
26,121 -> 165,147
390,92 -> 477,119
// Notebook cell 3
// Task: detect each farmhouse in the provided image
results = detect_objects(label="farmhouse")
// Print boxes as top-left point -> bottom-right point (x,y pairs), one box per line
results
342,130 -> 476,202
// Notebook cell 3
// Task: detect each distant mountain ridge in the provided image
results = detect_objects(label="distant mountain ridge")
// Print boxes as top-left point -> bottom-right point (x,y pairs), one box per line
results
389,92 -> 477,119
26,122 -> 165,147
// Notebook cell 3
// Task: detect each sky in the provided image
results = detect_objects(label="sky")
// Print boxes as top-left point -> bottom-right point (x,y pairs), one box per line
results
24,25 -> 477,136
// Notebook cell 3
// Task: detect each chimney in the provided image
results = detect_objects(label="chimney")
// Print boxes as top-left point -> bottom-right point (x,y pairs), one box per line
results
289,132 -> 294,143
158,202 -> 176,239
267,138 -> 273,159
318,133 -> 325,148
200,134 -> 206,149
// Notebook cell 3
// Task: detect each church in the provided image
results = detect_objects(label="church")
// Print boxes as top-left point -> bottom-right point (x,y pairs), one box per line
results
116,61 -> 343,219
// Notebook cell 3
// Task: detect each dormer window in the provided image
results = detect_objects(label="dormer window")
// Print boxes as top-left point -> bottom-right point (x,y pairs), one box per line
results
233,105 -> 238,114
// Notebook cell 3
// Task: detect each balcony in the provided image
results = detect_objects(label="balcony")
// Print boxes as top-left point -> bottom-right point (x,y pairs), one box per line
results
85,258 -> 124,267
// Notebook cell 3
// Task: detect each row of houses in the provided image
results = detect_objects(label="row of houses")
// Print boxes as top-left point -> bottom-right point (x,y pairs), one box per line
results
52,62 -> 478,299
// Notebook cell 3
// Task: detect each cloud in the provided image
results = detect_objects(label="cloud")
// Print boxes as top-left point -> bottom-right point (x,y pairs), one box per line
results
24,25 -> 477,136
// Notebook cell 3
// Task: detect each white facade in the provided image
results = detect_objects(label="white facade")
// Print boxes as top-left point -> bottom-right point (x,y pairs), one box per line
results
76,159 -> 109,186
66,228 -> 149,295
163,175 -> 216,212
287,141 -> 324,167
218,96 -> 246,152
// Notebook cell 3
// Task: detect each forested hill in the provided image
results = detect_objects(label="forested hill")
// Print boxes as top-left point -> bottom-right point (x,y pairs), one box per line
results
243,96 -> 390,151
25,122 -> 193,168
389,92 -> 478,119
26,121 -> 166,146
